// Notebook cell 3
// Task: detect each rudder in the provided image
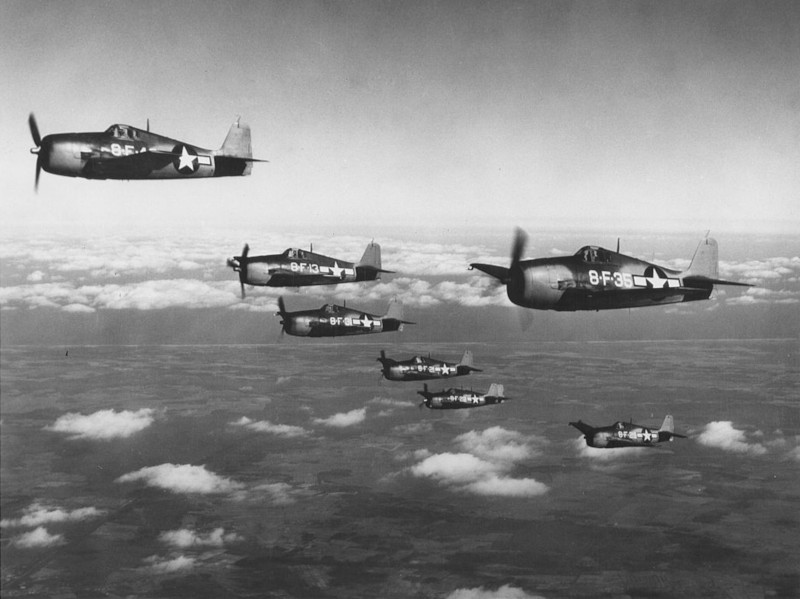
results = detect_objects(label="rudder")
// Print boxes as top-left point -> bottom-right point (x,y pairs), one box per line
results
660,415 -> 675,433
684,238 -> 719,279
486,383 -> 504,398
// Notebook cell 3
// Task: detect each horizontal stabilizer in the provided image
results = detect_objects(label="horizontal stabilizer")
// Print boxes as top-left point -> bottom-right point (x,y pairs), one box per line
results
682,275 -> 753,288
569,421 -> 595,436
469,263 -> 510,282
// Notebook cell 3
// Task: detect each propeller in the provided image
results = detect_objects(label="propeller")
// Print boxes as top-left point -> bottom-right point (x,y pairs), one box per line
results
226,243 -> 250,299
510,227 -> 527,273
276,296 -> 287,337
29,113 -> 43,192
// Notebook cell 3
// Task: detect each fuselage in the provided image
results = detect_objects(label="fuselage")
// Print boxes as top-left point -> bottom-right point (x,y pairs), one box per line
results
280,305 -> 402,337
380,357 -> 462,381
419,389 -> 505,410
234,249 -> 370,287
505,248 -> 709,311
35,125 -> 249,180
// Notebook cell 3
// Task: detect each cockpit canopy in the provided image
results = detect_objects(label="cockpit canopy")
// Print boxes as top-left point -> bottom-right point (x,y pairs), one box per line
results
575,245 -> 613,263
321,304 -> 342,314
104,124 -> 141,140
283,248 -> 308,260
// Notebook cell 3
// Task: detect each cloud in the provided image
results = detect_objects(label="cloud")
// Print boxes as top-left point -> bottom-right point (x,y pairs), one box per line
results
231,416 -> 309,438
696,421 -> 768,455
159,527 -> 242,548
116,464 -> 244,494
313,408 -> 367,428
408,427 -> 549,497
143,555 -> 196,573
46,408 -> 155,440
446,584 -> 547,599
1,502 -> 105,529
456,427 -> 543,462
12,526 -> 65,548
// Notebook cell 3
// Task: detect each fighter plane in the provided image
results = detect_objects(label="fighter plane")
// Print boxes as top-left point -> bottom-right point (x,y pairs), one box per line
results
377,350 -> 481,381
469,229 -> 752,311
417,384 -> 508,409
228,242 -> 391,298
28,114 -> 265,189
276,297 -> 413,337
570,415 -> 687,448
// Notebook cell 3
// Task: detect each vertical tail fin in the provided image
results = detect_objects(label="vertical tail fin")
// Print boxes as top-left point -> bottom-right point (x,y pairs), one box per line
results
385,299 -> 404,321
684,237 -> 719,279
486,383 -> 504,398
356,242 -> 391,281
358,242 -> 382,270
659,415 -> 675,433
459,350 -> 475,369
217,118 -> 254,176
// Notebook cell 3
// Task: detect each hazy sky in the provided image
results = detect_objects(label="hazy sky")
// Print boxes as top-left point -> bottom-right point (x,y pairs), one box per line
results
1,0 -> 798,236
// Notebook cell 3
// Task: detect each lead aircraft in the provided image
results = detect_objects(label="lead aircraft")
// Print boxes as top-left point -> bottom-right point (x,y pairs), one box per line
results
417,384 -> 508,410
570,415 -> 687,448
276,297 -> 413,337
228,242 -> 391,298
28,114 -> 265,189
469,229 -> 752,311
377,350 -> 481,381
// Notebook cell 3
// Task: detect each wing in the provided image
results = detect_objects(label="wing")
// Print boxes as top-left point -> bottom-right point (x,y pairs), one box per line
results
82,151 -> 174,178
266,273 -> 336,287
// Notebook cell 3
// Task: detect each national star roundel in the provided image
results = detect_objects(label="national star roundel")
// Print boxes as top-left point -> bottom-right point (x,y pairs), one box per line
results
172,144 -> 199,175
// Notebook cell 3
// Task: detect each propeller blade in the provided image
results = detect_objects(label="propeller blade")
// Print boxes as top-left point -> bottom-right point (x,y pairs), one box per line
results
238,244 -> 249,299
35,159 -> 41,192
277,296 -> 286,316
28,113 -> 41,147
510,227 -> 527,269
516,307 -> 534,332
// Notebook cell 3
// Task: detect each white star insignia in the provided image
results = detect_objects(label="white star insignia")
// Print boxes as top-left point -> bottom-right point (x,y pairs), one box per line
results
440,364 -> 454,375
641,429 -> 654,442
330,261 -> 345,278
359,314 -> 375,329
178,146 -> 197,172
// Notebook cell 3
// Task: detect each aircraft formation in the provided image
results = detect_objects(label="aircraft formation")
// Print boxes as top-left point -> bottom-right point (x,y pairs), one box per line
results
27,114 -> 753,437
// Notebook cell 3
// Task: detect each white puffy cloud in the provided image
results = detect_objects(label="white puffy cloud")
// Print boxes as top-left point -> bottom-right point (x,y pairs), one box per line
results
696,421 -> 768,455
159,527 -> 242,548
26,270 -> 45,282
116,464 -> 244,494
143,555 -> 196,573
46,408 -> 155,440
231,416 -> 309,437
409,427 -> 549,497
446,584 -> 547,599
313,408 -> 366,428
1,502 -> 105,528
456,427 -> 542,462
12,526 -> 65,548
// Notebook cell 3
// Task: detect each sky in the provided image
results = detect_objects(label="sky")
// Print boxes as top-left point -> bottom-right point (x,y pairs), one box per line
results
0,1 -> 798,345
1,0 -> 798,236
